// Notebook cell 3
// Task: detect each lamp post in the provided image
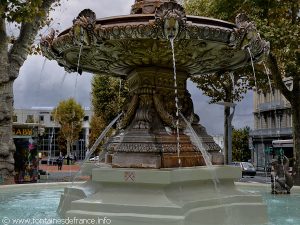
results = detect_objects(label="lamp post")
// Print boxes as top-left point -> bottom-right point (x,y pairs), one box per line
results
216,102 -> 236,164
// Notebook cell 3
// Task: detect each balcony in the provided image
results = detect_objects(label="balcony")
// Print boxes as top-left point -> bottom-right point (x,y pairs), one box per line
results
250,128 -> 292,138
255,101 -> 290,112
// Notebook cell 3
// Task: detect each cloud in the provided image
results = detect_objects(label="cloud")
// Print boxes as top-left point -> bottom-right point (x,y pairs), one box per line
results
14,0 -> 133,109
13,0 -> 253,134
188,80 -> 253,135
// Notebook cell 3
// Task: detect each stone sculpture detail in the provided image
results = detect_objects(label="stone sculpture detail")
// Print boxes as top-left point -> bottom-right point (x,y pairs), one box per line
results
230,13 -> 270,60
155,1 -> 186,39
271,155 -> 294,194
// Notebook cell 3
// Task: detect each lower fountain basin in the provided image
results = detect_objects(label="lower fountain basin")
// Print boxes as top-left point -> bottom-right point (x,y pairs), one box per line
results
58,166 -> 268,225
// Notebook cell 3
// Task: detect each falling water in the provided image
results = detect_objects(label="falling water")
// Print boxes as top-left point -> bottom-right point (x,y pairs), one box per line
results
180,113 -> 212,167
35,58 -> 47,106
262,62 -> 273,94
247,47 -> 258,89
248,47 -> 268,183
170,38 -> 181,167
60,110 -> 121,212
74,43 -> 84,99
59,112 -> 124,215
48,126 -> 55,166
72,112 -> 123,182
180,112 -> 220,187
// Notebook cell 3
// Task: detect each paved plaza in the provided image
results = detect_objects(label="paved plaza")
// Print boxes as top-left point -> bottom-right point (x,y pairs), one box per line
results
38,163 -> 89,183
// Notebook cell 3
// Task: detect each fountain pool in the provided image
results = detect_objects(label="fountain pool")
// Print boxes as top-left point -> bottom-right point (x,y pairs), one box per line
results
0,183 -> 299,225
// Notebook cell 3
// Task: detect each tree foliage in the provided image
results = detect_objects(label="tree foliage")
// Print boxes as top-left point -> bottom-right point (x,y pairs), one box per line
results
232,126 -> 251,162
89,75 -> 128,151
91,75 -> 128,123
52,98 -> 84,156
191,71 -> 249,104
185,0 -> 300,183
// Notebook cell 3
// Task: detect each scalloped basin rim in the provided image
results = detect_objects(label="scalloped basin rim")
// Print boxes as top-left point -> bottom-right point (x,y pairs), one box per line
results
58,14 -> 236,37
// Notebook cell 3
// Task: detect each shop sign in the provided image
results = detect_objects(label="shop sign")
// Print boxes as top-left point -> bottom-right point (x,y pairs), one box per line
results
13,128 -> 33,136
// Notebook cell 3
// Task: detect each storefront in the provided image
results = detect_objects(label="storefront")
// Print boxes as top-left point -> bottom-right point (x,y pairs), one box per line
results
13,124 -> 41,183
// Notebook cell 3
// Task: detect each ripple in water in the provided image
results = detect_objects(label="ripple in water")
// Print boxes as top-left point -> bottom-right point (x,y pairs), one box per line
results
0,187 -> 63,224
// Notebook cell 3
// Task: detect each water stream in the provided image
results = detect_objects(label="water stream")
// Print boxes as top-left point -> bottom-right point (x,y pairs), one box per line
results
58,113 -> 124,212
35,58 -> 47,106
71,112 -> 123,183
170,38 -> 181,166
247,47 -> 258,89
74,43 -> 84,99
180,112 -> 220,188
263,62 -> 273,95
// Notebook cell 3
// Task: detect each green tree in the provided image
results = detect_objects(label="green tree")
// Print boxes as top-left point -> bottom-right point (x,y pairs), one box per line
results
52,98 -> 84,157
89,75 -> 128,151
232,127 -> 251,162
191,71 -> 248,164
0,0 -> 60,181
185,0 -> 300,184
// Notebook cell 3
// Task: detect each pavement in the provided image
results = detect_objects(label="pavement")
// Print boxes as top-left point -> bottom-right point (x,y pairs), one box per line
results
38,163 -> 89,183
39,164 -> 81,172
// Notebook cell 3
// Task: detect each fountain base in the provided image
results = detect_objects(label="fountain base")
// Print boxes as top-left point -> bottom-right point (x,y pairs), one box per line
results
58,166 -> 267,225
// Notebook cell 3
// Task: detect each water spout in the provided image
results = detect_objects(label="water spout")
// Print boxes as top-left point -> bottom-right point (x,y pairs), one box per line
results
247,47 -> 257,89
170,37 -> 181,166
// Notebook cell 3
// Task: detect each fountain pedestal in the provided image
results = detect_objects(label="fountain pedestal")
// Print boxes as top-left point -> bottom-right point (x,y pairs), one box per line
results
59,166 -> 268,225
105,67 -> 222,168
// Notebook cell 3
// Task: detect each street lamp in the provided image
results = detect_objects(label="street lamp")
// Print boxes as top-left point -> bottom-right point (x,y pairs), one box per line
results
216,102 -> 236,165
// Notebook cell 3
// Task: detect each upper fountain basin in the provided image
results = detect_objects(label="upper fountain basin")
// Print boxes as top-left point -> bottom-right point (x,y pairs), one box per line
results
40,2 -> 269,77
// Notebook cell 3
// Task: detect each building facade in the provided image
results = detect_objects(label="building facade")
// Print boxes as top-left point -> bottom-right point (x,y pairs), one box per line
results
250,78 -> 293,170
13,107 -> 92,161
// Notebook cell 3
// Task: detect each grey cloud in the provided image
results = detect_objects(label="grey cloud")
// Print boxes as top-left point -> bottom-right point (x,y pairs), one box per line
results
14,0 -> 133,109
188,80 -> 253,135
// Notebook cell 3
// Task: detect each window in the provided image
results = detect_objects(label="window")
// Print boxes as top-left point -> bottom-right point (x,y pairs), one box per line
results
26,115 -> 34,123
39,115 -> 44,123
50,116 -> 54,121
13,115 -> 17,122
84,116 -> 89,121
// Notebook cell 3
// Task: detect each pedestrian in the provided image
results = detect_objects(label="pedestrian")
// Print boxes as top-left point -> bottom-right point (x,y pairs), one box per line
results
57,156 -> 63,170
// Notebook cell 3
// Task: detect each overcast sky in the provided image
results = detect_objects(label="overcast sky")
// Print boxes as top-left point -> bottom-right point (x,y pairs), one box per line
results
12,0 -> 253,135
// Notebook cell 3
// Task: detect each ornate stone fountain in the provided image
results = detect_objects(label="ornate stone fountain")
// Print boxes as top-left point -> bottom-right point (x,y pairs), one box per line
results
41,1 -> 269,224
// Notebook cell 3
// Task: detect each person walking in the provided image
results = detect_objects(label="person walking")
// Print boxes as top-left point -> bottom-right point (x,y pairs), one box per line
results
57,156 -> 63,170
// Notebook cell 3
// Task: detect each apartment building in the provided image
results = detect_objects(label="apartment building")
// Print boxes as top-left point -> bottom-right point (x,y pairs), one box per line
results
250,78 -> 293,169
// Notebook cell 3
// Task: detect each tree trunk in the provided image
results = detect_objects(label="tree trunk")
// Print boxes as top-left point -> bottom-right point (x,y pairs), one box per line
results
67,140 -> 71,157
0,16 -> 15,181
224,106 -> 230,164
0,0 -> 56,182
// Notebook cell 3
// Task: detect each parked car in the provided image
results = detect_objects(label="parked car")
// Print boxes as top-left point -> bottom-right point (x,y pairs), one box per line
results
89,156 -> 99,161
231,162 -> 256,177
